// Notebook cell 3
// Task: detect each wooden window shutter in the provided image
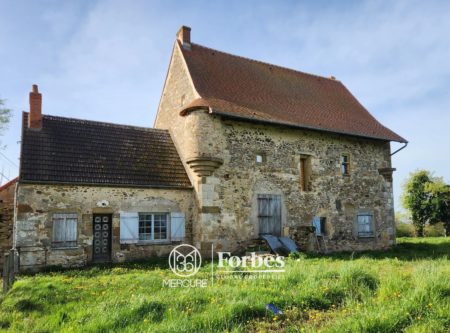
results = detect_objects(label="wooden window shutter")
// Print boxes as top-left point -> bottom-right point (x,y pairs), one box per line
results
300,158 -> 306,191
313,216 -> 321,235
120,212 -> 139,244
65,217 -> 77,242
53,217 -> 65,242
170,212 -> 185,241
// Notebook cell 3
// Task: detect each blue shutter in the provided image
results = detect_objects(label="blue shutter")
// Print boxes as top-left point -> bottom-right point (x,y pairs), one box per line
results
313,216 -> 321,235
120,212 -> 139,244
170,212 -> 185,241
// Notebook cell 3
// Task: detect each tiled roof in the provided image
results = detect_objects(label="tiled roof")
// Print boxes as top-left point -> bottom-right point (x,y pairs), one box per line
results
20,113 -> 192,188
179,42 -> 406,143
0,177 -> 17,191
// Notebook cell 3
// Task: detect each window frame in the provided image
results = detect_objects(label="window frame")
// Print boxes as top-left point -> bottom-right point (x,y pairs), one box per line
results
255,152 -> 267,164
52,213 -> 78,248
356,213 -> 375,238
138,212 -> 170,243
320,217 -> 327,236
257,194 -> 282,236
299,155 -> 312,191
341,154 -> 350,176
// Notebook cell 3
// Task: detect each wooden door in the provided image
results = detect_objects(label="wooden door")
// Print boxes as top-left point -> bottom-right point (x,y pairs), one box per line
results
257,194 -> 282,236
92,214 -> 112,262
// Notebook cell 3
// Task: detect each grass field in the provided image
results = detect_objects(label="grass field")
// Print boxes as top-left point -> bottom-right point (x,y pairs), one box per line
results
0,237 -> 449,332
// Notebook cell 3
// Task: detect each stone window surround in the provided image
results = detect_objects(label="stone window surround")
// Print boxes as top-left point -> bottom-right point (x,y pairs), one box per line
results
255,152 -> 267,164
340,153 -> 351,176
299,154 -> 313,191
354,209 -> 376,238
51,212 -> 79,249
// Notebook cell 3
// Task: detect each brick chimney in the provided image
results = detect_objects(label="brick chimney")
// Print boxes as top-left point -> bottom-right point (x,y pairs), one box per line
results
28,84 -> 42,129
177,26 -> 191,50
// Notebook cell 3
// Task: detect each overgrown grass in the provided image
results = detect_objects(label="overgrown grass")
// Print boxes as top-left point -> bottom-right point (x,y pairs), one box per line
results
0,238 -> 449,332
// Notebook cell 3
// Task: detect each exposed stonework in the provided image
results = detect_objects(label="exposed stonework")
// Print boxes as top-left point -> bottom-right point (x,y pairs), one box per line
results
156,45 -> 397,253
162,113 -> 395,253
0,179 -> 16,268
14,29 -> 402,271
15,184 -> 195,270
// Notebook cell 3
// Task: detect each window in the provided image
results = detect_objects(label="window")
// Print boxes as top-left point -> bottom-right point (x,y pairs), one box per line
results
52,213 -> 77,247
299,156 -> 312,191
256,153 -> 266,164
341,154 -> 350,175
357,214 -> 374,237
320,217 -> 327,236
138,213 -> 168,241
312,217 -> 327,236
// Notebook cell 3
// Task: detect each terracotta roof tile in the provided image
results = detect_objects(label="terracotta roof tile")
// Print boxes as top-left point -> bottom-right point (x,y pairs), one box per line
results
180,42 -> 406,142
0,177 -> 17,191
20,113 -> 192,188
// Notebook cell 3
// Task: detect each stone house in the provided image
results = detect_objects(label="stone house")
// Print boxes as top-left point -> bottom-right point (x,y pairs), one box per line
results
0,177 -> 17,269
12,26 -> 406,270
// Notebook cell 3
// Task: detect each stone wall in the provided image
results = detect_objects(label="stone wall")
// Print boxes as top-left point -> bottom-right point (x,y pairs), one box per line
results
15,183 -> 195,271
205,118 -> 395,252
0,179 -> 16,269
158,106 -> 396,253
155,43 -> 396,254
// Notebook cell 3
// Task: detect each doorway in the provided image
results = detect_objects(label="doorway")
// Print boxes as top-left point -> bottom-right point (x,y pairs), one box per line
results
92,214 -> 112,262
257,194 -> 282,236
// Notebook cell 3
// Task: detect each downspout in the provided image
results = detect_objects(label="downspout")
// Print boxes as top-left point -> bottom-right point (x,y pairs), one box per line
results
390,142 -> 408,156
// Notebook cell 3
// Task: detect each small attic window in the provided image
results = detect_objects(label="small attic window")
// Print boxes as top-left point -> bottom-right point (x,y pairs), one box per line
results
256,153 -> 266,164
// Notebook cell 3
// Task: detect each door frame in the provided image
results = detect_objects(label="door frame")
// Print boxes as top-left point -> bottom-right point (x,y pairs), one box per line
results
92,213 -> 112,262
256,194 -> 282,236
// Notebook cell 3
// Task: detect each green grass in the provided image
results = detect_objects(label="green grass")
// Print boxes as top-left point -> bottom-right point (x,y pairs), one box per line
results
1,237 -> 449,332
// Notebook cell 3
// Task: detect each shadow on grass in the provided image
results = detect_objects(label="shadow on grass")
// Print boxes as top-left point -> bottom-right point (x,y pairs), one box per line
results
18,257 -> 170,278
17,238 -> 449,279
307,238 -> 450,261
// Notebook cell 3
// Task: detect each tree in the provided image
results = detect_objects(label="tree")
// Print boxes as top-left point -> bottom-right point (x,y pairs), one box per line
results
426,180 -> 450,236
0,98 -> 11,134
402,170 -> 433,237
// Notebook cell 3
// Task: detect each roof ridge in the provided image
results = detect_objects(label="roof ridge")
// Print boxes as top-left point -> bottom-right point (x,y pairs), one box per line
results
25,112 -> 169,133
190,42 -> 341,83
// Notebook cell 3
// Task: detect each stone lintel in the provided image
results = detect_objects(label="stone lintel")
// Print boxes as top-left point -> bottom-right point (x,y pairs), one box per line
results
201,206 -> 221,214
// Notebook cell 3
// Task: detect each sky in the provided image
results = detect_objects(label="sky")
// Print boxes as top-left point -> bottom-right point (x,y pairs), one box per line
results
0,0 -> 449,211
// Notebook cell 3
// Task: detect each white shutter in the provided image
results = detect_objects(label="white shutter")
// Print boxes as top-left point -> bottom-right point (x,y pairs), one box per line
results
170,212 -> 185,241
120,212 -> 139,244
66,218 -> 77,242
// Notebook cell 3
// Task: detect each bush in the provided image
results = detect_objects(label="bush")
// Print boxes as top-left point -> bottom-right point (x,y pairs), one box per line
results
396,222 -> 415,237
425,223 -> 445,237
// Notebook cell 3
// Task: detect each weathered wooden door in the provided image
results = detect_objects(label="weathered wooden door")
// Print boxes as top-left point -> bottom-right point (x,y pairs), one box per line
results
92,214 -> 112,262
257,194 -> 282,236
